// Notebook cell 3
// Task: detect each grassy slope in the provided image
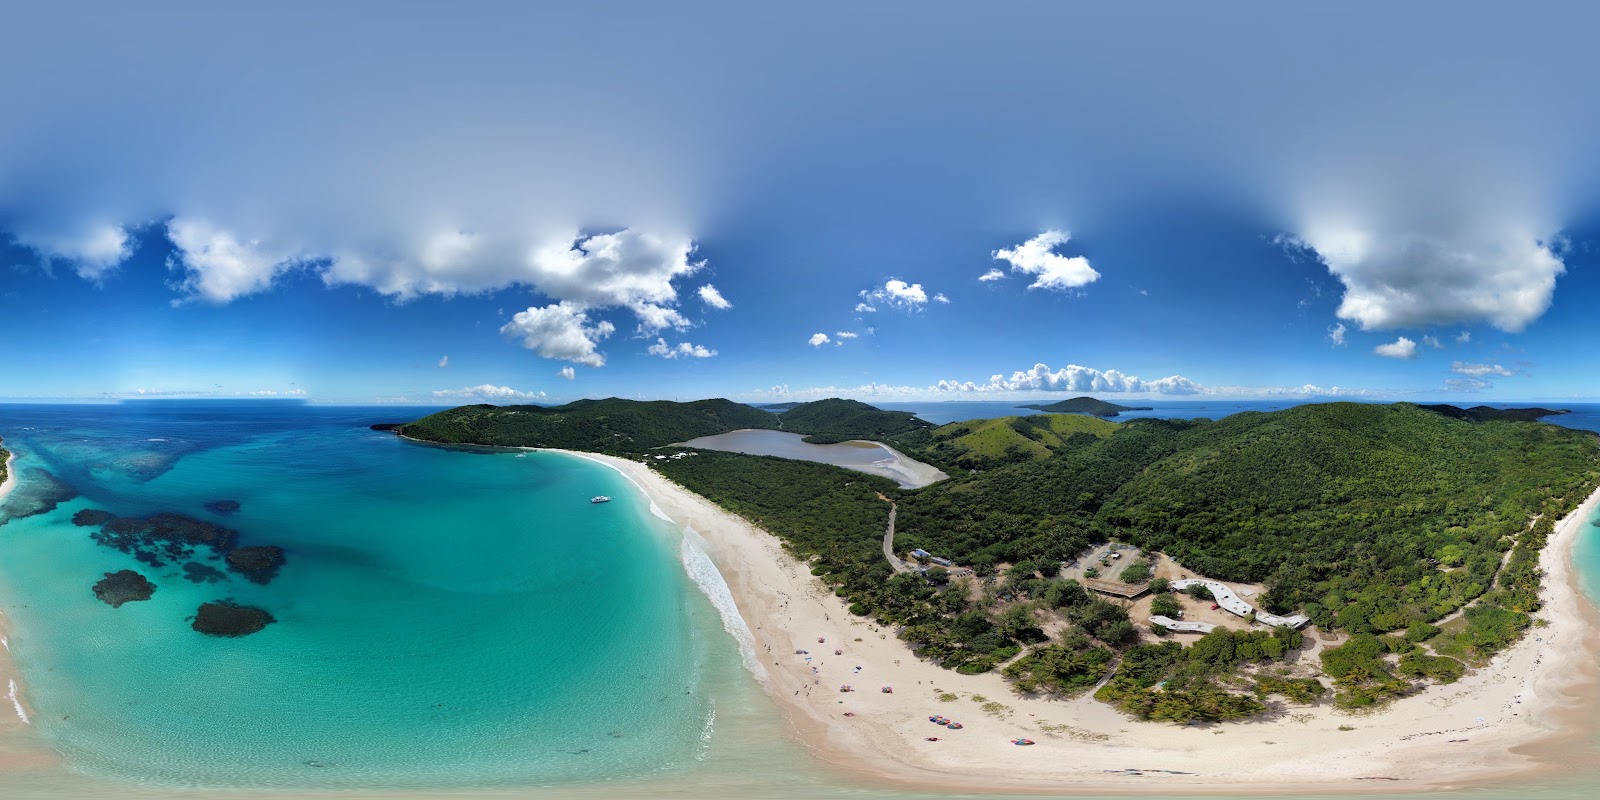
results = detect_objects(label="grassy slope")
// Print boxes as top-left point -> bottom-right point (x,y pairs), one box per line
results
915,414 -> 1118,470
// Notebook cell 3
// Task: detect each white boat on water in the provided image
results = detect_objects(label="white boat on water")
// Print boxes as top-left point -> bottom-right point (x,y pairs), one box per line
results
590,495 -> 612,504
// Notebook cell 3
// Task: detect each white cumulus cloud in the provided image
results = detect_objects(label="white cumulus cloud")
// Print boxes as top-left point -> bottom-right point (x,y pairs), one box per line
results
437,355 -> 449,368
14,224 -> 134,280
432,384 -> 546,402
859,279 -> 933,312
1443,377 -> 1492,392
978,268 -> 1007,282
557,366 -> 576,380
647,337 -> 716,359
1328,323 -> 1347,346
1374,336 -> 1418,359
1456,331 -> 1472,344
935,363 -> 1202,395
854,302 -> 877,313
697,284 -> 731,309
808,333 -> 830,347
1422,335 -> 1443,349
1451,361 -> 1517,377
1282,224 -> 1566,333
167,218 -> 300,304
991,230 -> 1100,291
500,301 -> 617,367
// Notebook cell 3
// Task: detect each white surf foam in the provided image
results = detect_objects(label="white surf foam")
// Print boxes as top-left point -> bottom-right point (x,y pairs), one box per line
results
680,527 -> 767,683
7,679 -> 28,724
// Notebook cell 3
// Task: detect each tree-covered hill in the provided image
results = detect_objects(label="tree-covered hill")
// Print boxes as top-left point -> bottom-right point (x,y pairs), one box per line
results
396,397 -> 779,453
1099,403 -> 1599,623
1016,396 -> 1153,417
900,403 -> 1600,630
898,413 -> 1118,471
1417,404 -> 1569,423
777,398 -> 934,444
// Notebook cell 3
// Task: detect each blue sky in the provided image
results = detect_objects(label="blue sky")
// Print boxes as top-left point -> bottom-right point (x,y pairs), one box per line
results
3,2 -> 1599,404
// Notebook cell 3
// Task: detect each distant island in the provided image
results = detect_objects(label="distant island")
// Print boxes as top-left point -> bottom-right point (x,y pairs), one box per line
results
1417,404 -> 1569,423
1016,396 -> 1153,417
394,397 -> 1600,722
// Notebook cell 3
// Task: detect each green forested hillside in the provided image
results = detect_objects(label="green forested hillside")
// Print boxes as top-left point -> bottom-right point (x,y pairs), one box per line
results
777,398 -> 932,443
899,413 -> 1118,471
900,403 -> 1599,632
1098,403 -> 1598,624
397,398 -> 778,453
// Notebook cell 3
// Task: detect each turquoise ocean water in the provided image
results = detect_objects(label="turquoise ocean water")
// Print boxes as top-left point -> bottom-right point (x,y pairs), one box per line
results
0,402 -> 782,790
1,400 -> 1600,799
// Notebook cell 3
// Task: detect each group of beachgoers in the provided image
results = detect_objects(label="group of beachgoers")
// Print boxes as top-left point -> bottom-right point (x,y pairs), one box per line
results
800,635 -> 1037,748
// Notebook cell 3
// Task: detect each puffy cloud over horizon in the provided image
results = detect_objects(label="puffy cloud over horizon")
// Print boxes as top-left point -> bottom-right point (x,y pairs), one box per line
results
990,230 -> 1099,292
1374,337 -> 1418,359
1282,224 -> 1567,333
647,338 -> 717,359
1451,361 -> 1518,377
859,279 -> 935,312
500,302 -> 617,367
936,363 -> 1202,395
432,384 -> 546,401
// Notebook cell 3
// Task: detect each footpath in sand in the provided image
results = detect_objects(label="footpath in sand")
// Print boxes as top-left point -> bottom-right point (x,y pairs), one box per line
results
569,448 -> 1600,794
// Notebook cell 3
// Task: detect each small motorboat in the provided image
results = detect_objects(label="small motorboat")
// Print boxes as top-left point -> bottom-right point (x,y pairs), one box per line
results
817,637 -> 825,643
839,685 -> 853,692
590,496 -> 612,504
1011,738 -> 1035,746
947,722 -> 963,730
834,649 -> 843,655
925,737 -> 940,741
880,686 -> 892,693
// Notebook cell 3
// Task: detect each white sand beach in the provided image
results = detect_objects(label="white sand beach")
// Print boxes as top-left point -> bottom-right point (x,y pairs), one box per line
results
567,448 -> 1600,794
0,450 -> 55,773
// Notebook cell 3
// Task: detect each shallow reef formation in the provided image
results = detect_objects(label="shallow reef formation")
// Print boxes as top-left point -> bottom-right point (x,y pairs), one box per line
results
226,545 -> 286,584
204,499 -> 242,515
74,509 -> 290,634
182,562 -> 228,584
192,601 -> 275,637
87,512 -> 239,569
72,508 -> 116,527
0,467 -> 79,522
92,569 -> 156,607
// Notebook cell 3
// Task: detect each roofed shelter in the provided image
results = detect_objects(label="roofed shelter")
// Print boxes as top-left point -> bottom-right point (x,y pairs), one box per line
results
1084,579 -> 1149,599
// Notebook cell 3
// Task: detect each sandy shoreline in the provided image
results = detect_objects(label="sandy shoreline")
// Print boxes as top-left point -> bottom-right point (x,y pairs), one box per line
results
563,448 -> 1600,794
0,449 -> 56,773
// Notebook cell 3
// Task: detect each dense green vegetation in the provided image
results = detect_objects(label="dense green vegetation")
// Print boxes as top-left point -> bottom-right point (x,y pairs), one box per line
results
1093,626 -> 1309,722
892,413 -> 1116,471
1016,396 -> 1152,416
398,396 -> 943,453
776,398 -> 933,444
1418,405 -> 1569,423
901,403 -> 1599,632
398,398 -> 778,453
